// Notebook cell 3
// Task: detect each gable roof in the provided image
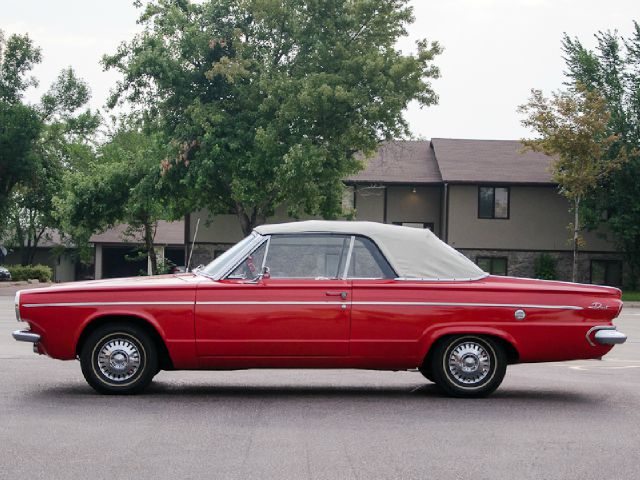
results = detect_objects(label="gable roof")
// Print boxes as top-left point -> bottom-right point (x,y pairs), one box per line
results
431,138 -> 556,185
89,220 -> 185,245
346,141 -> 442,184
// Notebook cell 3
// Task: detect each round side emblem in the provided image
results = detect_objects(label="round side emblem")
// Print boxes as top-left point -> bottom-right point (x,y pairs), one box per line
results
514,309 -> 526,321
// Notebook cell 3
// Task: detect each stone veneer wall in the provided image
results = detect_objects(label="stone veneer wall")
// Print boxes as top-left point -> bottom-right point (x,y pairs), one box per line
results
458,249 -> 625,285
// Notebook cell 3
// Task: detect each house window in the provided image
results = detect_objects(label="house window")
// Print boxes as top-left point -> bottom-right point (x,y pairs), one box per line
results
476,257 -> 508,276
591,260 -> 622,286
478,187 -> 509,219
392,222 -> 434,231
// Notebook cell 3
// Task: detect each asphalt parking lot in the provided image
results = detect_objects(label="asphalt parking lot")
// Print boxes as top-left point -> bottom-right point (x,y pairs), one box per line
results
1,291 -> 638,480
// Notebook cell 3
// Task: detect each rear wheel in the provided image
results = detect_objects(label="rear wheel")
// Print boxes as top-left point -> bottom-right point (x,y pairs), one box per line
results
80,323 -> 158,395
429,335 -> 506,398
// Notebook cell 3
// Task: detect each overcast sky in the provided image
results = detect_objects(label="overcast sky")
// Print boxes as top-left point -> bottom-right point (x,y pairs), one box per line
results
2,0 -> 638,140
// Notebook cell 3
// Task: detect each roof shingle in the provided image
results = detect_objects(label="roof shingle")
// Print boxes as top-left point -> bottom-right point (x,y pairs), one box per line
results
346,141 -> 442,184
431,138 -> 555,184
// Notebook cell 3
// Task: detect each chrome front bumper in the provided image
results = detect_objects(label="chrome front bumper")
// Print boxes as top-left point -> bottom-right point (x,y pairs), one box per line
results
12,330 -> 41,343
587,326 -> 627,347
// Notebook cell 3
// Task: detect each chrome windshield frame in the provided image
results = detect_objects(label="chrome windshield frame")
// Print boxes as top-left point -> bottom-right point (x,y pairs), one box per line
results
213,233 -> 269,281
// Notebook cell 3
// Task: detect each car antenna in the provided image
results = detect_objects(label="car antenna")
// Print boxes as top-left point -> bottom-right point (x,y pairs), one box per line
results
187,217 -> 200,272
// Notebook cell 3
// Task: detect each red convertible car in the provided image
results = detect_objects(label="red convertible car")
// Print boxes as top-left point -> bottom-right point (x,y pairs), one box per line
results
13,221 -> 627,397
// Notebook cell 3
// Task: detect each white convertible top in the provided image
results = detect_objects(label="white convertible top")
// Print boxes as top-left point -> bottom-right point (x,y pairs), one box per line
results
254,221 -> 487,281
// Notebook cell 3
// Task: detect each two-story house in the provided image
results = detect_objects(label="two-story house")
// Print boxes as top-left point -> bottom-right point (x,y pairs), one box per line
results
185,139 -> 623,285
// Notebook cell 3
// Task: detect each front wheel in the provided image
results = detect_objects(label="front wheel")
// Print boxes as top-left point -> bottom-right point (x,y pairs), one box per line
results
429,335 -> 506,398
80,323 -> 158,395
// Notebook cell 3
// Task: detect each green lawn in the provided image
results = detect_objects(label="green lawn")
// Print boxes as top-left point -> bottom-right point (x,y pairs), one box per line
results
622,291 -> 640,301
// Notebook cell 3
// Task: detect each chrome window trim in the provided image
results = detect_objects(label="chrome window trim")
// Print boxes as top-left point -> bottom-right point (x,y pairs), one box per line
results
341,235 -> 355,280
216,233 -> 268,281
260,235 -> 271,271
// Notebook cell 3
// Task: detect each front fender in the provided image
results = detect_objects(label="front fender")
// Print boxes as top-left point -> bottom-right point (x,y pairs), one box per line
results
72,308 -> 168,355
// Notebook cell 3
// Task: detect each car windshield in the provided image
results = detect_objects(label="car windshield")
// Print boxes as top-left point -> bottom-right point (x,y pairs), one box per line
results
200,233 -> 258,278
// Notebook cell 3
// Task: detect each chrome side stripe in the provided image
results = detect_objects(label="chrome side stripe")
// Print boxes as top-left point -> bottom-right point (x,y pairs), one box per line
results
23,300 -> 582,310
198,301 -> 345,305
23,301 -> 193,308
350,301 -> 583,310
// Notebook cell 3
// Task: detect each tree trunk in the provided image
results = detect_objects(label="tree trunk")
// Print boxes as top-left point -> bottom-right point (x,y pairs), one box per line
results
143,221 -> 158,275
235,204 -> 267,236
572,196 -> 581,283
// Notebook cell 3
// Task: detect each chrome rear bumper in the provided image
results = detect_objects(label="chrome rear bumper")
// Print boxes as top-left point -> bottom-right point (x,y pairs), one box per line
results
12,330 -> 41,343
587,326 -> 627,346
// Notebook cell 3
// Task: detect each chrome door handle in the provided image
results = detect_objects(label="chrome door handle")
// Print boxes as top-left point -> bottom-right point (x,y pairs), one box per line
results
326,291 -> 348,300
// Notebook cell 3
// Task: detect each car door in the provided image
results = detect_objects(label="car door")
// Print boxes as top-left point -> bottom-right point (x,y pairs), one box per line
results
195,234 -> 352,357
346,236 -> 428,364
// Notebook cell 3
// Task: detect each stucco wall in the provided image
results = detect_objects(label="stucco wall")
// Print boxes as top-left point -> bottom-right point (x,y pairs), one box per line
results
353,187 -> 385,223
447,185 -> 616,252
386,186 -> 441,237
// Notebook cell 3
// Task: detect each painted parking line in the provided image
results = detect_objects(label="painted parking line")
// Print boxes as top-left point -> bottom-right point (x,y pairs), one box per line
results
569,365 -> 640,371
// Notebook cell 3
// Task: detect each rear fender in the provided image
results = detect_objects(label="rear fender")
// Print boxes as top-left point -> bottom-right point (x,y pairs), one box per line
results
419,325 -> 520,360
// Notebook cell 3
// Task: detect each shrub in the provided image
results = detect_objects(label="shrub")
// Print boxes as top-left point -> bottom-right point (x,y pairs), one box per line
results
5,264 -> 53,282
534,253 -> 556,280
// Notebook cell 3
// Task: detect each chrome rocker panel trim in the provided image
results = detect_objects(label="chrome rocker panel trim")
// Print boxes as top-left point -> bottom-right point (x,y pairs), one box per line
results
586,326 -> 628,347
12,329 -> 41,343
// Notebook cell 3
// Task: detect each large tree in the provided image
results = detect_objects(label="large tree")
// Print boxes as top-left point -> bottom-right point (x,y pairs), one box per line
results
0,31 -> 42,219
104,0 -> 442,234
7,67 -> 99,265
59,126 -> 176,275
519,84 -> 625,282
561,22 -> 640,286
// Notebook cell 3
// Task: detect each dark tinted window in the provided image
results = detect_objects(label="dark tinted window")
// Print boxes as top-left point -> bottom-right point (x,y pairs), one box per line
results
477,257 -> 508,276
478,187 -> 509,219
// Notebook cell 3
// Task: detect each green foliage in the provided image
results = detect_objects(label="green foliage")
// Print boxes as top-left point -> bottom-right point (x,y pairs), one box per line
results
519,83 -> 626,281
534,253 -> 557,280
5,264 -> 53,282
0,31 -> 43,218
519,84 -> 624,203
561,22 -> 640,288
104,0 -> 442,233
621,291 -> 640,302
58,125 -> 176,273
155,258 -> 176,275
0,30 -> 42,102
1,31 -> 100,265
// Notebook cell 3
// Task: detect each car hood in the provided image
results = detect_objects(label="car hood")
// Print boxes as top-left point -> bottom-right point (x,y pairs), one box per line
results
21,273 -> 203,295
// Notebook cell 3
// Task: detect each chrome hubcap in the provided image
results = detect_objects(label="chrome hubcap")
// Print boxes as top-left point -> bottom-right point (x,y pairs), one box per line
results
97,338 -> 141,382
448,341 -> 491,384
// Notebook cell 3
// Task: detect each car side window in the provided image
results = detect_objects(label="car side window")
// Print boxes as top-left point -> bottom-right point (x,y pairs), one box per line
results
265,235 -> 351,279
227,241 -> 267,280
347,237 -> 395,279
